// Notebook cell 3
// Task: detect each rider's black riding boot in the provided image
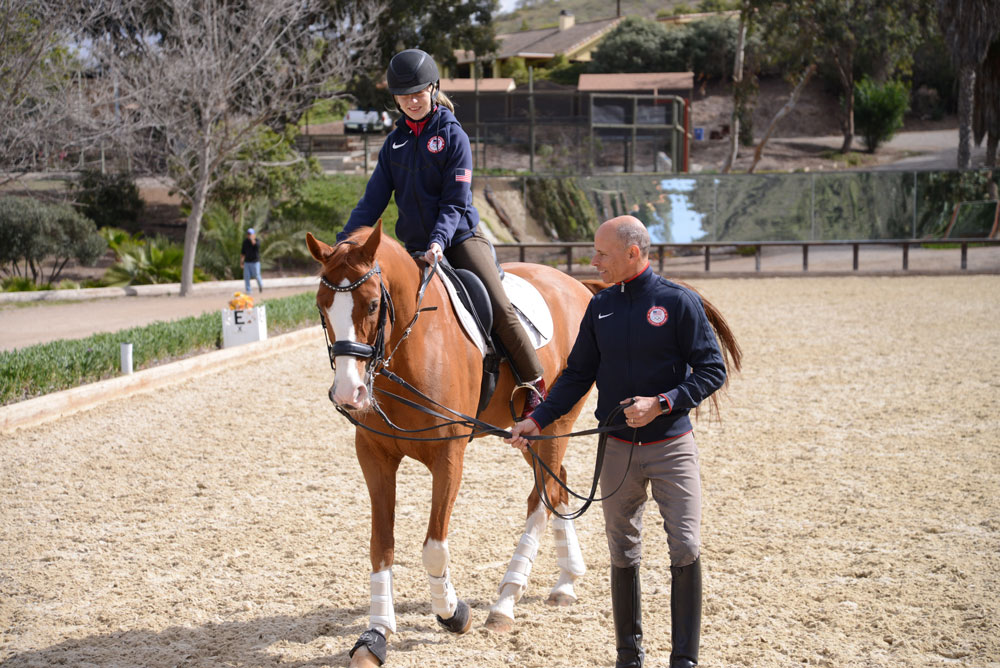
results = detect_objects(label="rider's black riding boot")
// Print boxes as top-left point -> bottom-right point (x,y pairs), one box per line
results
669,557 -> 702,668
611,564 -> 644,668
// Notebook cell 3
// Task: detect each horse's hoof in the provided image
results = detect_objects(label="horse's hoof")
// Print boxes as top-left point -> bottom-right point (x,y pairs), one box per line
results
436,599 -> 473,634
546,591 -> 577,607
349,646 -> 381,668
349,629 -> 386,667
484,610 -> 515,633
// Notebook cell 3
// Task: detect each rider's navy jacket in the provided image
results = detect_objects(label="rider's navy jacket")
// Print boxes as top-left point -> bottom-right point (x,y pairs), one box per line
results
529,264 -> 726,443
338,106 -> 480,253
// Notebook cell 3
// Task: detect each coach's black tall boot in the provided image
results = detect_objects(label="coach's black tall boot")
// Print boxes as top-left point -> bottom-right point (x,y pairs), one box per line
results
669,557 -> 702,668
611,564 -> 644,668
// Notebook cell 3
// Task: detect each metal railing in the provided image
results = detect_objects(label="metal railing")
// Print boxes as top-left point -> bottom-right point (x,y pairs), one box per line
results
494,239 -> 1000,275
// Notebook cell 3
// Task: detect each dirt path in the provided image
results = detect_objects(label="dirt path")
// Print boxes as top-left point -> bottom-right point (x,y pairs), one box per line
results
0,286 -> 315,352
2,276 -> 998,667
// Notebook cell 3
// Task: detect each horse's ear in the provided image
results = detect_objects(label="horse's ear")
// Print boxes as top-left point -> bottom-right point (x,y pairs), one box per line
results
306,232 -> 333,263
360,219 -> 383,260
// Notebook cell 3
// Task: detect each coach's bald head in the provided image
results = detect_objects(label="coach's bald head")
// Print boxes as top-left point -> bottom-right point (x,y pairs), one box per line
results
592,215 -> 650,283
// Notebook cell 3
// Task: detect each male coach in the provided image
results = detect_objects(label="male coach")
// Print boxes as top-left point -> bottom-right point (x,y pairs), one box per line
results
506,215 -> 727,668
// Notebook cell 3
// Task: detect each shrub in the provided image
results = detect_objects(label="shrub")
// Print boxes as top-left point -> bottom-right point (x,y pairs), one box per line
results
0,196 -> 106,287
101,232 -> 196,286
589,15 -> 739,79
73,170 -> 144,233
854,77 -> 910,153
0,291 -> 318,405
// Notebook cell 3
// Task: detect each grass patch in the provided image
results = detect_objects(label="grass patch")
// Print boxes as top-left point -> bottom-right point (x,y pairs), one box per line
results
0,291 -> 318,406
920,242 -> 990,249
277,174 -> 398,241
820,150 -> 872,167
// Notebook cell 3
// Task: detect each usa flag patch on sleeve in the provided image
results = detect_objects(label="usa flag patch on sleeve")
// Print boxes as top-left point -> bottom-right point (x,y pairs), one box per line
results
455,168 -> 472,183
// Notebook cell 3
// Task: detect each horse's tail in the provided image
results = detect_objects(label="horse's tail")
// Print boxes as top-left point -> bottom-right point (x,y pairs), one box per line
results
674,279 -> 743,419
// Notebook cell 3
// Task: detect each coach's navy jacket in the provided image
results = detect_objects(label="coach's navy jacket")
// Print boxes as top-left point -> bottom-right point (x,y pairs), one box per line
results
529,264 -> 727,443
338,106 -> 480,253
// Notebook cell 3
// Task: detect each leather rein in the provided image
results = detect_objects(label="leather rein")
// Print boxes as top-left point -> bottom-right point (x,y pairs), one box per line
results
317,252 -> 636,519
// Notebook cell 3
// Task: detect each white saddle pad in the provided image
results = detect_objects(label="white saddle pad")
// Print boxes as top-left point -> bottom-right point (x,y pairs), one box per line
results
435,266 -> 553,358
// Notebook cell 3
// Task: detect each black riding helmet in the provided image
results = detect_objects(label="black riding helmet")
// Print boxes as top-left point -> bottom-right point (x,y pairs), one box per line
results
386,49 -> 439,96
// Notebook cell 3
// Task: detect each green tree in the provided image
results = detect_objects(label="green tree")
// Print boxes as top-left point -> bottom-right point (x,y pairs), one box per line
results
588,17 -> 680,74
343,0 -> 499,109
854,77 -> 909,153
759,0 -> 934,153
684,16 -> 739,80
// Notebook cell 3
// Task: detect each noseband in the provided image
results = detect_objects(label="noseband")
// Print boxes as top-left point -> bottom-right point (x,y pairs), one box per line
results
318,260 -> 395,383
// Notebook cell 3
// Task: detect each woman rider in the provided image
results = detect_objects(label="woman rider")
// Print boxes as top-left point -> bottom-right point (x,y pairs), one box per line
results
337,48 -> 546,416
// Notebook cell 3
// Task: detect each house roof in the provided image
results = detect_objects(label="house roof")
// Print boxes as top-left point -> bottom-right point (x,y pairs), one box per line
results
577,72 -> 694,93
457,16 -> 623,64
440,77 -> 516,93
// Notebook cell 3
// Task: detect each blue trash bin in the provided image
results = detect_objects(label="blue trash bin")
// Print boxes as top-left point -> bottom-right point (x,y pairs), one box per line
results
693,127 -> 705,141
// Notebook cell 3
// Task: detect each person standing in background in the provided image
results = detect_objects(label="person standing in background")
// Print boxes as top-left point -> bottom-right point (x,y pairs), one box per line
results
240,227 -> 263,294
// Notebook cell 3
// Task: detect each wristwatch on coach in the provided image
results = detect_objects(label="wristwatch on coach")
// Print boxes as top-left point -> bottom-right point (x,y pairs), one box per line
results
658,394 -> 670,415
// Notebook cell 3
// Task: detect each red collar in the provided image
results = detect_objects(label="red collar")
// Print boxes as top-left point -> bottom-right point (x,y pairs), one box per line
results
621,262 -> 650,284
405,117 -> 428,137
404,105 -> 438,137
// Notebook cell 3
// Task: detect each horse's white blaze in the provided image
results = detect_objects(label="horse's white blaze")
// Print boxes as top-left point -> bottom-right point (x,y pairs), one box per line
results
328,288 -> 368,408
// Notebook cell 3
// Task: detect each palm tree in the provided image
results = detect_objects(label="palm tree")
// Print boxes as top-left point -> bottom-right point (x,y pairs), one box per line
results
937,0 -> 1000,169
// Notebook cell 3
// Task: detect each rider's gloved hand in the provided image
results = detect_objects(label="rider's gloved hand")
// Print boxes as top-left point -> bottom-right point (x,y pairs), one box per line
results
423,242 -> 444,265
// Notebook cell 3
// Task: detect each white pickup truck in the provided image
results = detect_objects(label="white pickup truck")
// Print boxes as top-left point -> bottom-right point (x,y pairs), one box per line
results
344,109 -> 393,133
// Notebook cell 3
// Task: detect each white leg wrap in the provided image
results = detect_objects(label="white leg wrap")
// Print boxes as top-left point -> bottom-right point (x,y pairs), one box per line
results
428,568 -> 458,618
369,568 -> 396,635
498,532 -> 539,595
552,515 -> 587,577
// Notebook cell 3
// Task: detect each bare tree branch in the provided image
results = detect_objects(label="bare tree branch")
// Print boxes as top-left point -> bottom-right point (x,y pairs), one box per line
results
0,0 -> 108,184
747,64 -> 816,175
85,0 -> 384,294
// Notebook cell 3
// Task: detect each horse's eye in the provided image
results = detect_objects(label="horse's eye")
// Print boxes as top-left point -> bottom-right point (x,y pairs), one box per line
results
368,300 -> 379,315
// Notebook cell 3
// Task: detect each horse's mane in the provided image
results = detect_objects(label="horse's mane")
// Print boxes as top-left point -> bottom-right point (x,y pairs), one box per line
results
320,226 -> 395,276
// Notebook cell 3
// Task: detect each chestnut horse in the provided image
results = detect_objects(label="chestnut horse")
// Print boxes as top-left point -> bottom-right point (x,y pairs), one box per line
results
306,223 -> 741,667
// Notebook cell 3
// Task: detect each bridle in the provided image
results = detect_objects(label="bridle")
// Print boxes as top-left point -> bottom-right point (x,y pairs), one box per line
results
317,247 -> 439,413
318,259 -> 395,396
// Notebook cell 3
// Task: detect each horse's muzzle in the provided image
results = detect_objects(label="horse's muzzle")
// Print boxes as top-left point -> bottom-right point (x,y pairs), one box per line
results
329,382 -> 369,411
